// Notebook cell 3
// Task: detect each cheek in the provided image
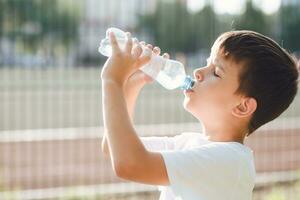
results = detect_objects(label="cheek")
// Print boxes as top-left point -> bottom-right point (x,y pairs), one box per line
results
183,83 -> 232,114
183,95 -> 217,120
205,81 -> 233,101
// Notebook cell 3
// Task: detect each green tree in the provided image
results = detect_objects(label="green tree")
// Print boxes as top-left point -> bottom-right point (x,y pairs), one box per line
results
191,5 -> 220,50
139,0 -> 193,53
234,0 -> 269,35
0,0 -> 80,51
138,1 -> 220,53
280,5 -> 300,52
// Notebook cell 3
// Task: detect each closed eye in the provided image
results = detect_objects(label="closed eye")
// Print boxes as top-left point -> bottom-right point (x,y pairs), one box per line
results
213,70 -> 220,78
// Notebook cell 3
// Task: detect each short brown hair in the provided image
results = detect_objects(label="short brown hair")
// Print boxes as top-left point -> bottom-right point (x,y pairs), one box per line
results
215,30 -> 299,136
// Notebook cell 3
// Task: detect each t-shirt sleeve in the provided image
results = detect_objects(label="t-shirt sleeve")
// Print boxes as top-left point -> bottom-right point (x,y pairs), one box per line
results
160,143 -> 240,197
140,134 -> 185,151
140,136 -> 176,151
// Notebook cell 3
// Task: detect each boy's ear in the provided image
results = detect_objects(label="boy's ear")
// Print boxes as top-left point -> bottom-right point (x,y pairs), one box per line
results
231,97 -> 257,118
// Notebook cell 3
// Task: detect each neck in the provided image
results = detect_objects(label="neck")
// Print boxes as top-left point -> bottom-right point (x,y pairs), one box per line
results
206,134 -> 245,144
201,127 -> 246,144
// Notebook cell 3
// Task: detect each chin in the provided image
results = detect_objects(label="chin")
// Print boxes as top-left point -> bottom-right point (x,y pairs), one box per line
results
183,97 -> 203,119
183,93 -> 197,107
183,98 -> 195,114
183,97 -> 190,110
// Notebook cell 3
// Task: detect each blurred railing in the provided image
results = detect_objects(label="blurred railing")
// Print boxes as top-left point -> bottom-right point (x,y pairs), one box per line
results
1,0 -> 300,199
0,118 -> 300,199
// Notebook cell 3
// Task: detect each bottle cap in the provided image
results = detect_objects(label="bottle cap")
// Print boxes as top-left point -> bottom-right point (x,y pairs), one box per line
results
180,76 -> 195,90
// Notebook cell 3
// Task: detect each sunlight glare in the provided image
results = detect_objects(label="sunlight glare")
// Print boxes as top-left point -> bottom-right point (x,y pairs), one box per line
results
213,0 -> 246,15
187,0 -> 205,14
253,0 -> 281,15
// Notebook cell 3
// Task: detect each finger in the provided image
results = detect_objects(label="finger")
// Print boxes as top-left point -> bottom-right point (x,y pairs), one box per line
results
140,41 -> 146,46
162,53 -> 170,59
153,47 -> 161,55
138,47 -> 152,66
139,55 -> 151,66
133,38 -> 139,45
143,46 -> 152,57
146,44 -> 153,50
132,44 -> 143,59
143,74 -> 154,83
125,32 -> 133,53
141,71 -> 154,83
132,38 -> 139,52
109,31 -> 121,53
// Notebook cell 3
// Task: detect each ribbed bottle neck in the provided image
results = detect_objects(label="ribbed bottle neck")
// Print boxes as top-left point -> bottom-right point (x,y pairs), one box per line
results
180,75 -> 195,90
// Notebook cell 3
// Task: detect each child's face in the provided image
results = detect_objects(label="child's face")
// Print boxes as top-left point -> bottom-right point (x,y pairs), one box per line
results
183,47 -> 243,125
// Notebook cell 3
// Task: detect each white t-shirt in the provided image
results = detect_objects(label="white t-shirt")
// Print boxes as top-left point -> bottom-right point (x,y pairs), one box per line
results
141,132 -> 256,200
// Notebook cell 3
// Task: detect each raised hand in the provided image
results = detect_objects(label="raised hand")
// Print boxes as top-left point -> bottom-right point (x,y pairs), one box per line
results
124,40 -> 170,92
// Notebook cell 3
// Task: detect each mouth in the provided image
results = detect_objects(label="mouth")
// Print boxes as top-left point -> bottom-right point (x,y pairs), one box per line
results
190,80 -> 195,88
183,79 -> 196,94
184,89 -> 194,94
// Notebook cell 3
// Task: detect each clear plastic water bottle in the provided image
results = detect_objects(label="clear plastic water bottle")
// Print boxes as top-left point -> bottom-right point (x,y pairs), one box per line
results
98,27 -> 194,90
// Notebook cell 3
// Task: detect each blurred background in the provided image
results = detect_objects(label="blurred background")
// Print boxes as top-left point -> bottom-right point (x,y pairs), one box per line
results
0,0 -> 300,199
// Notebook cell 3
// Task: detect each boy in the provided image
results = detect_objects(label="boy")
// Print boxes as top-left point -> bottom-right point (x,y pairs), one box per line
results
101,30 -> 299,199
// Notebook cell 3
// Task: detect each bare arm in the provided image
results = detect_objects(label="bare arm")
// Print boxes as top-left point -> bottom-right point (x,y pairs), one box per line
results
100,33 -> 170,185
101,82 -> 143,156
102,80 -> 169,185
101,43 -> 164,156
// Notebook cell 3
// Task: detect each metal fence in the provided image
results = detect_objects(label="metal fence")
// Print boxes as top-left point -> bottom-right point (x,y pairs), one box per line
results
1,0 -> 300,199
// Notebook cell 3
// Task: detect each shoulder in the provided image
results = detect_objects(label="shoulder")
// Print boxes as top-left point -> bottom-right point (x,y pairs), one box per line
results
174,132 -> 209,149
203,142 -> 254,160
185,142 -> 254,168
209,142 -> 256,180
162,142 -> 242,165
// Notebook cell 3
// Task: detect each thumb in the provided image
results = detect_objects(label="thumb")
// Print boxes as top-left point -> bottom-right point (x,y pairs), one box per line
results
135,70 -> 153,83
143,73 -> 154,83
133,70 -> 154,84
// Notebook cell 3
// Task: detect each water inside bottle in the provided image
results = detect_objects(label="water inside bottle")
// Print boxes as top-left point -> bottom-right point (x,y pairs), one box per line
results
98,27 -> 195,90
98,38 -> 126,56
156,71 -> 186,90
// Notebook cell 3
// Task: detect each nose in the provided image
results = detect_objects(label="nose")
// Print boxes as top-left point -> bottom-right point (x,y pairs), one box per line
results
193,68 -> 203,81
